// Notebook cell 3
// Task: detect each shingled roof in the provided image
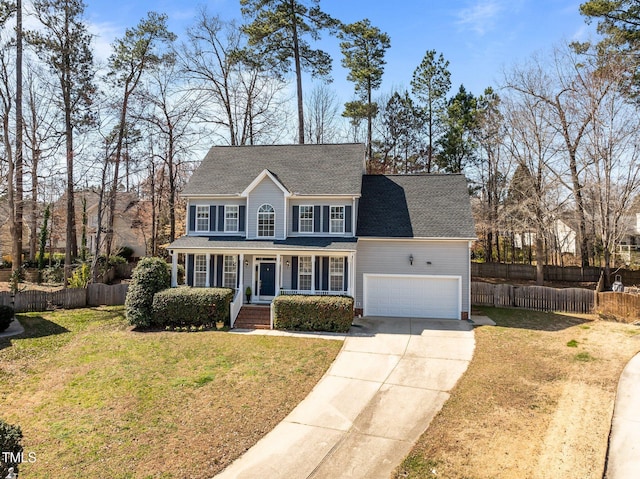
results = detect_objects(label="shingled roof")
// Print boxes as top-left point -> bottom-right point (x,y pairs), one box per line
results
357,174 -> 476,239
182,143 -> 365,197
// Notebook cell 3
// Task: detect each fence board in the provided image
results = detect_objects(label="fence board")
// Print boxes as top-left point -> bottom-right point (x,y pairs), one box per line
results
471,282 -> 594,314
0,284 -> 129,312
596,292 -> 640,322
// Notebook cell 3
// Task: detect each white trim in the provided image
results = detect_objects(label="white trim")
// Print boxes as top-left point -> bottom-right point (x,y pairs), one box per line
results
241,169 -> 291,197
362,273 -> 462,320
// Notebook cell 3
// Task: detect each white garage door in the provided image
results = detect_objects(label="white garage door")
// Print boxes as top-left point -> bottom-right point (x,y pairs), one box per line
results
363,274 -> 461,319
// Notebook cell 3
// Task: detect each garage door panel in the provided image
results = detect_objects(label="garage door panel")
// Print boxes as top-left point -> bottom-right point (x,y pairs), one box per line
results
364,275 -> 460,319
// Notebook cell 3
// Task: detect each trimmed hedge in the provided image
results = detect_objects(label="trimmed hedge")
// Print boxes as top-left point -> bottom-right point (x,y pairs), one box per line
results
0,419 -> 23,477
273,295 -> 354,332
125,257 -> 171,328
0,305 -> 14,332
152,287 -> 233,328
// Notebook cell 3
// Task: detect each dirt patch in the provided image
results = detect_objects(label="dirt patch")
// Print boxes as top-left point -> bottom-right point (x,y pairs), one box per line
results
395,308 -> 640,479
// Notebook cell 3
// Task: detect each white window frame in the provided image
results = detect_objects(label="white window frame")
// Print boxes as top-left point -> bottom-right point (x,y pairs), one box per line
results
196,205 -> 209,232
299,205 -> 313,233
257,204 -> 275,238
194,254 -> 207,287
223,255 -> 237,289
329,257 -> 344,292
225,205 -> 239,232
330,206 -> 345,234
298,256 -> 312,291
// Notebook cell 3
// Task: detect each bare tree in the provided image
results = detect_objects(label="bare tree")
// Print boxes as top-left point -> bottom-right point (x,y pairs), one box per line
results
304,83 -> 341,144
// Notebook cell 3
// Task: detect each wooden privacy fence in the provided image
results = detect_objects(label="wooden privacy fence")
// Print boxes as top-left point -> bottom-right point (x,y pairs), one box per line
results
0,283 -> 129,312
472,262 -> 640,285
471,282 -> 595,314
595,292 -> 640,322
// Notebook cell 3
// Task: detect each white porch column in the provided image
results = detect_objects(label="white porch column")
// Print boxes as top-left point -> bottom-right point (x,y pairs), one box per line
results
311,254 -> 316,294
239,253 -> 245,297
275,254 -> 281,296
206,253 -> 211,287
171,251 -> 178,287
349,252 -> 356,298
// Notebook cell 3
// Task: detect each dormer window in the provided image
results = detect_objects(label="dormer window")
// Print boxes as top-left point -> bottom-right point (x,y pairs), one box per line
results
330,206 -> 345,234
257,204 -> 275,237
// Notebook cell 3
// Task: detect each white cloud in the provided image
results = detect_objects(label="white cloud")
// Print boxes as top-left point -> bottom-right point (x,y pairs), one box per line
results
456,0 -> 504,35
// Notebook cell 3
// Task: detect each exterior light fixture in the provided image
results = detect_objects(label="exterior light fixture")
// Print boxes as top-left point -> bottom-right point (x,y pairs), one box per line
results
245,259 -> 249,266
409,254 -> 414,265
286,260 -> 290,268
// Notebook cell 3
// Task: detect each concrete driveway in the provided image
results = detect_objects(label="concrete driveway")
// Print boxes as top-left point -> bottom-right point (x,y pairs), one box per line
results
216,316 -> 475,479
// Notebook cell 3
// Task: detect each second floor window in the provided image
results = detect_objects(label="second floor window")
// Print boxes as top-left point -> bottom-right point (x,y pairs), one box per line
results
299,205 -> 313,233
330,206 -> 344,234
225,205 -> 239,232
196,206 -> 209,232
257,204 -> 275,237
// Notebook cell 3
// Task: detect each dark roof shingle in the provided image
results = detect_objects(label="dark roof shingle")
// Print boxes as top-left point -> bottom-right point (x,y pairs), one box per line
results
357,174 -> 476,239
182,143 -> 365,196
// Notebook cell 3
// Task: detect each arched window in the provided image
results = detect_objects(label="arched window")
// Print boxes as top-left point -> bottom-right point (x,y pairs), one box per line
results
257,204 -> 275,237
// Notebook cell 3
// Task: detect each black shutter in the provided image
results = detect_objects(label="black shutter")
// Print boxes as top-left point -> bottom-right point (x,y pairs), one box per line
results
218,206 -> 225,231
187,254 -> 194,286
189,205 -> 196,232
209,255 -> 215,287
343,257 -> 348,292
322,257 -> 329,291
292,206 -> 299,232
315,256 -> 321,290
314,206 -> 321,232
345,206 -> 352,233
239,205 -> 246,232
323,206 -> 330,233
291,256 -> 298,289
209,206 -> 216,233
216,255 -> 223,286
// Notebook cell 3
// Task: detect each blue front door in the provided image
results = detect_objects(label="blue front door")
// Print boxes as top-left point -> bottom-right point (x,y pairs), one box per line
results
259,263 -> 276,296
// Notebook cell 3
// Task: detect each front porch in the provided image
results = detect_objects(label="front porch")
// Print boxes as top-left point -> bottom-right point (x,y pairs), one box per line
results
169,248 -> 357,328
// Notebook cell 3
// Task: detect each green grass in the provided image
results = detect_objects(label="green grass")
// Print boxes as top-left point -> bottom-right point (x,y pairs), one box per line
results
0,306 -> 341,478
567,339 -> 579,347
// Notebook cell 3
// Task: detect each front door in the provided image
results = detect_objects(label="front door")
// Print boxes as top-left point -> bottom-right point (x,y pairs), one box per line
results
259,263 -> 276,296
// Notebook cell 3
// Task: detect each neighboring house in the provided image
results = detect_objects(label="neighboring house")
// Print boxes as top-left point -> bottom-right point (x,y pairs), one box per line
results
52,189 -> 149,259
167,144 -> 476,324
618,212 -> 640,263
513,218 -> 576,255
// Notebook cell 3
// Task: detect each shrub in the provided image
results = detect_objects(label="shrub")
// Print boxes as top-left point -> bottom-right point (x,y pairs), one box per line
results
152,287 -> 233,328
0,305 -> 14,332
273,295 -> 354,332
125,257 -> 171,328
0,419 -> 23,477
42,265 -> 64,284
116,246 -> 135,260
67,263 -> 91,288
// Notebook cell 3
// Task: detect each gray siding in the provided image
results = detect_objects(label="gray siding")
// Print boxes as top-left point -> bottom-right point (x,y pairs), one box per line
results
247,178 -> 286,239
355,239 -> 471,314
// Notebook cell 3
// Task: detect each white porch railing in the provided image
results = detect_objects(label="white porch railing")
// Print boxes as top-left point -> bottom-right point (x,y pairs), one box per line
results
279,289 -> 346,296
230,289 -> 243,328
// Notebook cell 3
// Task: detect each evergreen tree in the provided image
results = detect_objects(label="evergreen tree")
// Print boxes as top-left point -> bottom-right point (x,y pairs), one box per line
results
240,0 -> 338,144
339,19 -> 390,163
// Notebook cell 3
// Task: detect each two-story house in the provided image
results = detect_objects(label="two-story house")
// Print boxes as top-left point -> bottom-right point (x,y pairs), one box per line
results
167,143 -> 476,326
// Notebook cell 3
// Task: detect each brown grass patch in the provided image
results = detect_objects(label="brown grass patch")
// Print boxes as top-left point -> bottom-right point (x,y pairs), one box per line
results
395,308 -> 640,479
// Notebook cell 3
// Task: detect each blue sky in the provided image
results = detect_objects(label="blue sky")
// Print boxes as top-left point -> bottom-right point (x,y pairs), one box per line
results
83,0 -> 597,99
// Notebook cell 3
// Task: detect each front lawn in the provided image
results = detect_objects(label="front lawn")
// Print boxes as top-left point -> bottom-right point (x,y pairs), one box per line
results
0,307 -> 341,478
395,308 -> 640,479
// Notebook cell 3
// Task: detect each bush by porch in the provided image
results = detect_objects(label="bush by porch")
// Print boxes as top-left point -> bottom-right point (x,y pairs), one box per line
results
152,286 -> 233,328
273,295 -> 354,332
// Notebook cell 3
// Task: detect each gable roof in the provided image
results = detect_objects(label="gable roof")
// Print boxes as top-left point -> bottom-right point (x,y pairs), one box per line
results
182,143 -> 365,197
357,174 -> 476,239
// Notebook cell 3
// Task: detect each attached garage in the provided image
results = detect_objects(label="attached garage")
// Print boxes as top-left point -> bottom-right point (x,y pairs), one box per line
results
363,274 -> 461,319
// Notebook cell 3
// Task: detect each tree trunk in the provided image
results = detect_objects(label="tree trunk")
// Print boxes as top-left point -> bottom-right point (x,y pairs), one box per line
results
535,233 -> 544,286
14,0 -> 24,271
290,0 -> 304,144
